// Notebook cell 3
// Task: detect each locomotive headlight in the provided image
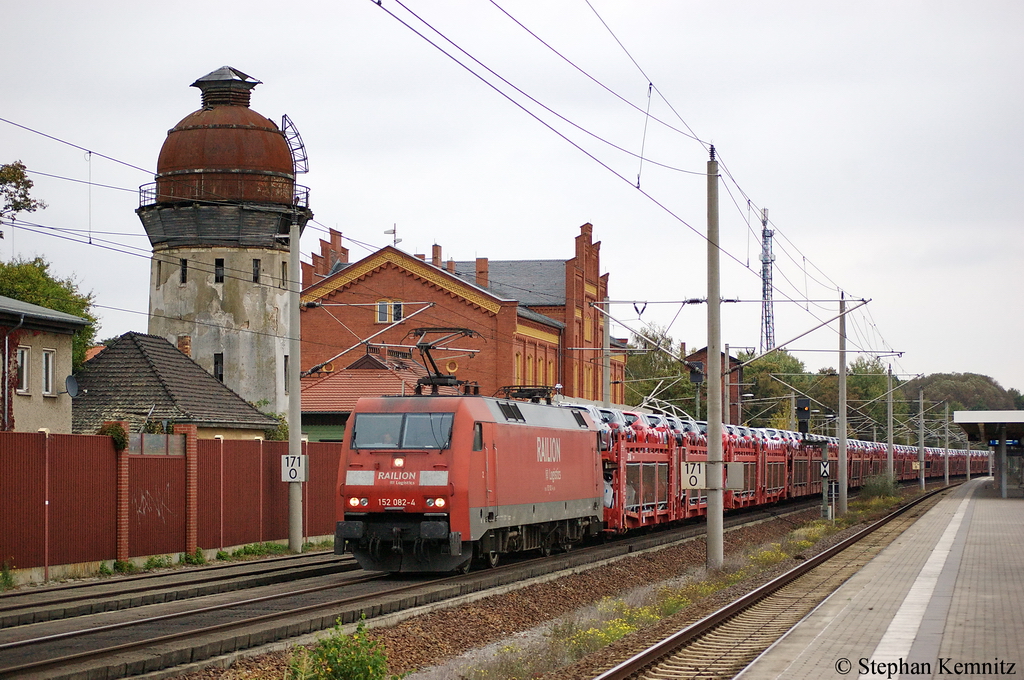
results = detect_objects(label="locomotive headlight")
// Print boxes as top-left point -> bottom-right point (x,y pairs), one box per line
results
426,498 -> 435,507
393,457 -> 405,468
348,497 -> 361,508
360,498 -> 369,506
434,497 -> 446,508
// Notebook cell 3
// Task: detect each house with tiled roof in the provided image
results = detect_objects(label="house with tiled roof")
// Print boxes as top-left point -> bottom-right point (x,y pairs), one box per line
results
72,332 -> 278,438
0,295 -> 90,434
301,349 -> 460,441
299,223 -> 625,403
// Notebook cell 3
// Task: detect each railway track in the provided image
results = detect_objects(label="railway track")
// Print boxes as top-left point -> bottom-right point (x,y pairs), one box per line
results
0,500 -> 826,679
588,486 -> 952,680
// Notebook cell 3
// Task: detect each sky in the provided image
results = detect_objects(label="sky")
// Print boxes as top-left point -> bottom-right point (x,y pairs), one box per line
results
2,1 -> 1022,393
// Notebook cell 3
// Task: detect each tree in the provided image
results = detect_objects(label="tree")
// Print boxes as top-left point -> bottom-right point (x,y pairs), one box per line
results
0,257 -> 97,370
623,325 -> 695,414
739,349 -> 807,428
1,160 -> 47,222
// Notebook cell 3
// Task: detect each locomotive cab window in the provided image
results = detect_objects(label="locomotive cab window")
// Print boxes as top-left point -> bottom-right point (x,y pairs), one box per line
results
352,413 -> 454,450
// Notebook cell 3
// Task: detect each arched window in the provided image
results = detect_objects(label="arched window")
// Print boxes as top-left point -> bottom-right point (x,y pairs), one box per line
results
515,352 -> 521,384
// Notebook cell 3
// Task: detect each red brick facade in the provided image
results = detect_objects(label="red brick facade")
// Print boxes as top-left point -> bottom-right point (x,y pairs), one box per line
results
299,224 -> 624,402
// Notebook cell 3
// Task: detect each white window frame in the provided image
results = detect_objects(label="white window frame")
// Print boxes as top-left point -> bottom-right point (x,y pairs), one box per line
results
41,349 -> 56,396
375,299 -> 403,324
16,346 -> 30,394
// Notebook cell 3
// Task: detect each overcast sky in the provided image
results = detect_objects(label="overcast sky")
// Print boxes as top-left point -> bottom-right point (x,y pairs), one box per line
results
3,1 -> 1022,394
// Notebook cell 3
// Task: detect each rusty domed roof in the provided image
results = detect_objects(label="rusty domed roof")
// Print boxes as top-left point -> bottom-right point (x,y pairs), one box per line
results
153,67 -> 294,204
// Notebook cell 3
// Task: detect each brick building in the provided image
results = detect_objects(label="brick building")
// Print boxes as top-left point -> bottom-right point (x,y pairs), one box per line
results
299,223 -> 625,402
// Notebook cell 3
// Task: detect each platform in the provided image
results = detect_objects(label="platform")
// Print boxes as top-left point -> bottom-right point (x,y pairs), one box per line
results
739,477 -> 1023,679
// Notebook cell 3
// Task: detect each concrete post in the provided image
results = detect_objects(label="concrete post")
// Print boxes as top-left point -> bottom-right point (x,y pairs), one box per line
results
837,295 -> 847,515
288,217 -> 304,552
706,147 -> 724,571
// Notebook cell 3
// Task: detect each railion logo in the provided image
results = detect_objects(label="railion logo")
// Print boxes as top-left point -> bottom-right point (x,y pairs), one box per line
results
536,437 -> 561,462
378,471 -> 417,481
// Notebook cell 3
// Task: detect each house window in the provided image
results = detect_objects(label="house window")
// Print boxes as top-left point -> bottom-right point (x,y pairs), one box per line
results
375,300 -> 403,323
16,346 -> 29,393
180,259 -> 188,284
252,259 -> 261,284
156,259 -> 162,288
281,261 -> 288,289
214,258 -> 225,284
42,349 -> 55,396
284,355 -> 289,394
213,353 -> 224,382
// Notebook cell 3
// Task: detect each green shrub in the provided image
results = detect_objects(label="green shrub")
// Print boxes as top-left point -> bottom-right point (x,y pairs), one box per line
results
288,619 -> 406,680
1,561 -> 15,591
181,548 -> 206,565
97,422 -> 128,451
113,559 -> 137,574
233,542 -> 290,558
98,562 -> 113,576
216,550 -> 230,561
143,555 -> 173,571
860,474 -> 899,499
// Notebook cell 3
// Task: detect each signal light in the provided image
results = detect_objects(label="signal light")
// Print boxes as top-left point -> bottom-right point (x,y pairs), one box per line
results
796,397 -> 811,421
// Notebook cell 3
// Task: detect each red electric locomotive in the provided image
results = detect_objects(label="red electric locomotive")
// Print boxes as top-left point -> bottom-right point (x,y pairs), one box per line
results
335,395 -> 603,572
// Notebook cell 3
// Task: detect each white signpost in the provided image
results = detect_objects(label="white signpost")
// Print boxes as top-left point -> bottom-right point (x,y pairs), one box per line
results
820,461 -> 830,478
282,454 -> 308,483
680,462 -> 707,490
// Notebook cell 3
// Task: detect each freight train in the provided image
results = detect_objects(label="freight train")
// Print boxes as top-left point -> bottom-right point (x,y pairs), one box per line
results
334,395 -> 985,573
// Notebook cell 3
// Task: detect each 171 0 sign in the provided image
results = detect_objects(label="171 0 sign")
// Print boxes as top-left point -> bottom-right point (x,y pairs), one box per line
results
680,462 -> 706,489
281,455 -> 308,482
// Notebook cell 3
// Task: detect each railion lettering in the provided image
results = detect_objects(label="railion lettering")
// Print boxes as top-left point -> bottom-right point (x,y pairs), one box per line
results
537,437 -> 561,462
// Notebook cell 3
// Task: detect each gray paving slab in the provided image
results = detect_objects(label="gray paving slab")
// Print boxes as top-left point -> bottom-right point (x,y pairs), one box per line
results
738,478 -> 1024,679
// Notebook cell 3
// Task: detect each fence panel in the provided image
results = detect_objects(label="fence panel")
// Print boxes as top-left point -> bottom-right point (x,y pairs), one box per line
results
222,441 -> 263,547
261,441 -> 290,542
306,442 -> 343,537
128,455 -> 186,558
0,433 -> 47,569
49,434 -> 116,566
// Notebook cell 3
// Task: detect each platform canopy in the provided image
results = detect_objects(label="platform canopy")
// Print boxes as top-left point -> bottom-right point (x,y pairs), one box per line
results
954,410 -> 1024,444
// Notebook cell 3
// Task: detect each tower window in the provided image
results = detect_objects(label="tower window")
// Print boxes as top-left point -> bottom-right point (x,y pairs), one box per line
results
180,259 -> 188,284
281,262 -> 288,289
215,258 -> 225,284
252,259 -> 261,283
213,353 -> 224,382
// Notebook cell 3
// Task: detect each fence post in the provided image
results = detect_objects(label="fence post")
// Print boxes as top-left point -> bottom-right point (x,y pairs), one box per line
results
174,424 -> 199,554
108,421 -> 131,563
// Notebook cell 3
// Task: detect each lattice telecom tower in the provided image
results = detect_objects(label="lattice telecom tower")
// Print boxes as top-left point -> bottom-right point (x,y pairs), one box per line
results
759,208 -> 775,353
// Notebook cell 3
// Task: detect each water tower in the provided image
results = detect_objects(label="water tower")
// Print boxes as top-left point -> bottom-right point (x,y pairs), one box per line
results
137,66 -> 312,414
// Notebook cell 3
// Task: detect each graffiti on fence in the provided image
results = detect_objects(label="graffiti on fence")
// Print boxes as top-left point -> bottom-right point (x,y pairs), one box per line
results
133,483 -> 176,523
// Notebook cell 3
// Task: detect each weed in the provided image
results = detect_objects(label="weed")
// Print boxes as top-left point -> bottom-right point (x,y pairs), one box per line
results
216,550 -> 230,561
233,542 -> 290,558
303,539 -> 335,553
113,559 -> 137,574
98,561 -> 113,576
860,474 -> 899,499
288,618 -> 407,680
181,547 -> 206,565
748,544 -> 789,569
143,555 -> 173,571
1,561 -> 14,591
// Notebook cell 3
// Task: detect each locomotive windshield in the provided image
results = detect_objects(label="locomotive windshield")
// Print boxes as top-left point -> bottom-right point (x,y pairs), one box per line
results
351,412 -> 454,450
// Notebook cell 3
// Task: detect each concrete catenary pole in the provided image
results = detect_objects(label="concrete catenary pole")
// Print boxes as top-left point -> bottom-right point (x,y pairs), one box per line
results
918,388 -> 925,490
724,343 -> 731,425
288,217 -> 304,552
887,365 -> 894,481
602,297 -> 611,408
837,294 -> 848,515
706,146 -> 724,571
944,402 -> 950,486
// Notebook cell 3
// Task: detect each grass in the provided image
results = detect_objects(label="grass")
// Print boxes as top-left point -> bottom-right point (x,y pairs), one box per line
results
455,492 -> 913,680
